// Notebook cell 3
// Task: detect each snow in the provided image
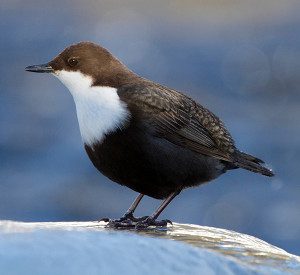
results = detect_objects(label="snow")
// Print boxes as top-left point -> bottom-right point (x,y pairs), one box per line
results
0,221 -> 299,275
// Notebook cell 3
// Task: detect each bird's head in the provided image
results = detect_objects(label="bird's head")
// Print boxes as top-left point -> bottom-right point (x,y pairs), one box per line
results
25,41 -> 135,90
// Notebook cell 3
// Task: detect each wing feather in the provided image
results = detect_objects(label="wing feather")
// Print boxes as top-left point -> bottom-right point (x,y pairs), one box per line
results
118,83 -> 236,162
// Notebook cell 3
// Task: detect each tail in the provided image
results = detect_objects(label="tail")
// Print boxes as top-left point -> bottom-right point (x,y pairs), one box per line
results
233,151 -> 274,177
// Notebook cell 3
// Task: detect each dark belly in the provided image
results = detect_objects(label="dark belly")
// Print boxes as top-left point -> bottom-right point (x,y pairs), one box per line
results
85,126 -> 227,199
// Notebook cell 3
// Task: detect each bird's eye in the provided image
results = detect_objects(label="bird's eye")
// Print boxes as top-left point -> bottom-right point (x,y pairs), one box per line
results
67,57 -> 79,67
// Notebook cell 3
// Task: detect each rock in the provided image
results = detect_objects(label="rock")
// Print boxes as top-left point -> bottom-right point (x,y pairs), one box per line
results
0,221 -> 299,275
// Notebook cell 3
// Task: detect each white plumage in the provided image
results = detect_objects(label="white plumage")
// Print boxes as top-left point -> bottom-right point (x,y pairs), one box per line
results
54,70 -> 130,146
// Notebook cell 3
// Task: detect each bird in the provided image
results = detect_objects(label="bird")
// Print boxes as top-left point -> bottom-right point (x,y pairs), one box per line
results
25,41 -> 274,229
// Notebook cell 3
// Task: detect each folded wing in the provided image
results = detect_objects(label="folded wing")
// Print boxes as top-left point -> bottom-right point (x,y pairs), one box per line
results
119,82 -> 273,176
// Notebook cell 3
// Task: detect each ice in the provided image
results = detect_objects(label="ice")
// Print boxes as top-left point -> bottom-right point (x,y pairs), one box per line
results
0,221 -> 299,275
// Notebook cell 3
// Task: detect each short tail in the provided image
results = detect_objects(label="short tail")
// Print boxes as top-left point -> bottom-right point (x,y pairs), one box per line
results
233,151 -> 274,177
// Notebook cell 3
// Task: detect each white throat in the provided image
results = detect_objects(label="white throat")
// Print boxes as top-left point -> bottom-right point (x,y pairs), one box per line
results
54,70 -> 130,146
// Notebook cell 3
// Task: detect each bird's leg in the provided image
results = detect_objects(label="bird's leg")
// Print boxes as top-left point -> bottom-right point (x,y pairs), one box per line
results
135,190 -> 180,229
118,193 -> 147,222
101,194 -> 147,228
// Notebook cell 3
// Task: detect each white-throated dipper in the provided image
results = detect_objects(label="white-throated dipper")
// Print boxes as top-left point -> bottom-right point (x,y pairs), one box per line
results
25,41 -> 274,229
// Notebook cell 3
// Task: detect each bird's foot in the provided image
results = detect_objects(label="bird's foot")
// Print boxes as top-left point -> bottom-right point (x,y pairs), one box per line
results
122,212 -> 149,223
106,219 -> 135,229
135,217 -> 172,230
100,213 -> 149,229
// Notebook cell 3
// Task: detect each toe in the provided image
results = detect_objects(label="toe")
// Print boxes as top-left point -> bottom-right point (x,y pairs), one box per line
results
152,219 -> 168,227
135,218 -> 172,229
99,218 -> 110,222
135,221 -> 149,230
165,219 -> 173,225
131,215 -> 149,222
106,219 -> 135,229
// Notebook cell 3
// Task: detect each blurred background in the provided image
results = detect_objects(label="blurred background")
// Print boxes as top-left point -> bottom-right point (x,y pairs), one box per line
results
1,0 -> 299,254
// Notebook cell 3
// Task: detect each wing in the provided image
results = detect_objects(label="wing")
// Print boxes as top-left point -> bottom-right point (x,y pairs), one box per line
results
118,82 -> 237,163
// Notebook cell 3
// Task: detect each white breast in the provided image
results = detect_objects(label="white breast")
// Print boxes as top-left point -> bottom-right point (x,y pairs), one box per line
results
54,70 -> 130,146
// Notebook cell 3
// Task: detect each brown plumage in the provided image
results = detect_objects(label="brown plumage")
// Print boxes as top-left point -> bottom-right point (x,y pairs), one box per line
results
118,80 -> 273,177
25,41 -> 274,228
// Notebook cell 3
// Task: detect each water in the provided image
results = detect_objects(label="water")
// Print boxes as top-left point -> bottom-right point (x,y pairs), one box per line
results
1,220 -> 299,273
1,0 -> 300,254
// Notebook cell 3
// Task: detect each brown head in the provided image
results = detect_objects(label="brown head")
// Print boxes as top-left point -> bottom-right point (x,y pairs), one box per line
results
26,41 -> 137,146
25,41 -> 138,87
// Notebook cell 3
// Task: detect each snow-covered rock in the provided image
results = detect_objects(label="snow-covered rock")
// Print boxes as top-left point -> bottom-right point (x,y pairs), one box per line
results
0,221 -> 299,275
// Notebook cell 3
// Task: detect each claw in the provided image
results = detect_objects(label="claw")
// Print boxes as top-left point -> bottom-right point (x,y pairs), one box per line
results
135,218 -> 172,230
107,219 -> 135,229
130,215 -> 149,222
99,214 -> 149,228
165,219 -> 173,225
100,215 -> 172,230
99,218 -> 110,222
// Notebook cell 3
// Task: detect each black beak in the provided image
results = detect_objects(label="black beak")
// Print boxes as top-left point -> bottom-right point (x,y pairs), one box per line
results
25,63 -> 54,73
